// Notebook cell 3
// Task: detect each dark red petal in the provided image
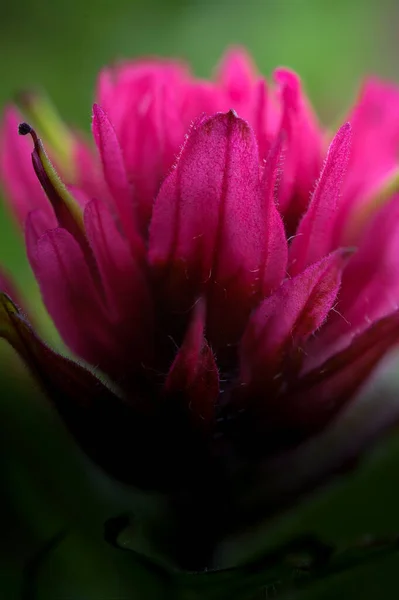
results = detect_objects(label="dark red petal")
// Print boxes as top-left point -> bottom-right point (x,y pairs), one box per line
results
0,292 -> 171,488
164,299 -> 219,430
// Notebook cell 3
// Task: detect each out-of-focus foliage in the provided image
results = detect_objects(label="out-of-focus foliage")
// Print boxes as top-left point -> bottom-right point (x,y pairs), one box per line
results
1,1 -> 399,598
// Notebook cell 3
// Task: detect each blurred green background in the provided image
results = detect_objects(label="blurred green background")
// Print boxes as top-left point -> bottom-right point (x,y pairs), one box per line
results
1,0 -> 399,598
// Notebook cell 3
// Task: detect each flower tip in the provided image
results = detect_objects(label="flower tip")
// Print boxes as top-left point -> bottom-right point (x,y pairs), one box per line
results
228,108 -> 239,119
18,122 -> 33,136
273,67 -> 299,87
340,121 -> 352,134
92,103 -> 104,119
18,122 -> 40,148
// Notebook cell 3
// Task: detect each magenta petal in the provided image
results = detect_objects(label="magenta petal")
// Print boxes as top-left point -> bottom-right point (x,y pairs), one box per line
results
165,299 -> 219,429
258,132 -> 288,298
73,136 -> 109,204
305,195 -> 399,370
92,104 -> 139,246
217,48 -> 256,117
241,249 -> 351,387
34,227 -> 117,369
253,79 -> 272,161
274,69 -> 323,231
84,199 -> 153,362
337,77 -> 399,229
0,106 -> 50,226
149,111 -> 265,346
284,310 -> 399,437
289,123 -> 352,276
25,209 -> 57,271
116,72 -> 185,229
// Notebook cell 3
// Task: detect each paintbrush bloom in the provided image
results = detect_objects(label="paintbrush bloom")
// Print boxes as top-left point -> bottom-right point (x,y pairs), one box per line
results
2,49 -> 399,567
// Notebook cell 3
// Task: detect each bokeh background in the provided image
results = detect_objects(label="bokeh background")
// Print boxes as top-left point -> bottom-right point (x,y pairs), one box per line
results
1,0 -> 399,598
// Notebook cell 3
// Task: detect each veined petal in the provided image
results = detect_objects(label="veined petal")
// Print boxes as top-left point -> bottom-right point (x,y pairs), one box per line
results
241,249 -> 351,389
84,199 -> 153,364
25,209 -> 57,271
92,104 -> 139,246
33,227 -> 119,373
149,111 -> 265,347
165,299 -> 219,430
289,123 -> 352,276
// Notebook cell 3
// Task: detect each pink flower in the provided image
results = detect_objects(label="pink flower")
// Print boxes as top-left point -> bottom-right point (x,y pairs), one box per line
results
2,49 -> 399,565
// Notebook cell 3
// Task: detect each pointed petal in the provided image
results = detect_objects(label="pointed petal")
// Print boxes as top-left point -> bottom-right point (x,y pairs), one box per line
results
274,69 -> 323,232
241,249 -> 351,388
106,68 -> 185,230
0,292 -> 164,486
18,122 -> 93,267
232,307 -> 399,469
84,199 -> 153,364
72,135 -> 110,204
282,310 -> 399,438
165,299 -> 219,430
0,106 -> 50,226
92,104 -> 139,246
240,345 -> 399,522
305,195 -> 399,370
254,79 -> 272,161
33,227 -> 119,372
149,111 -> 265,347
258,132 -> 288,298
289,123 -> 352,276
0,291 -> 117,402
336,77 -> 399,238
25,209 -> 57,272
217,48 -> 256,114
